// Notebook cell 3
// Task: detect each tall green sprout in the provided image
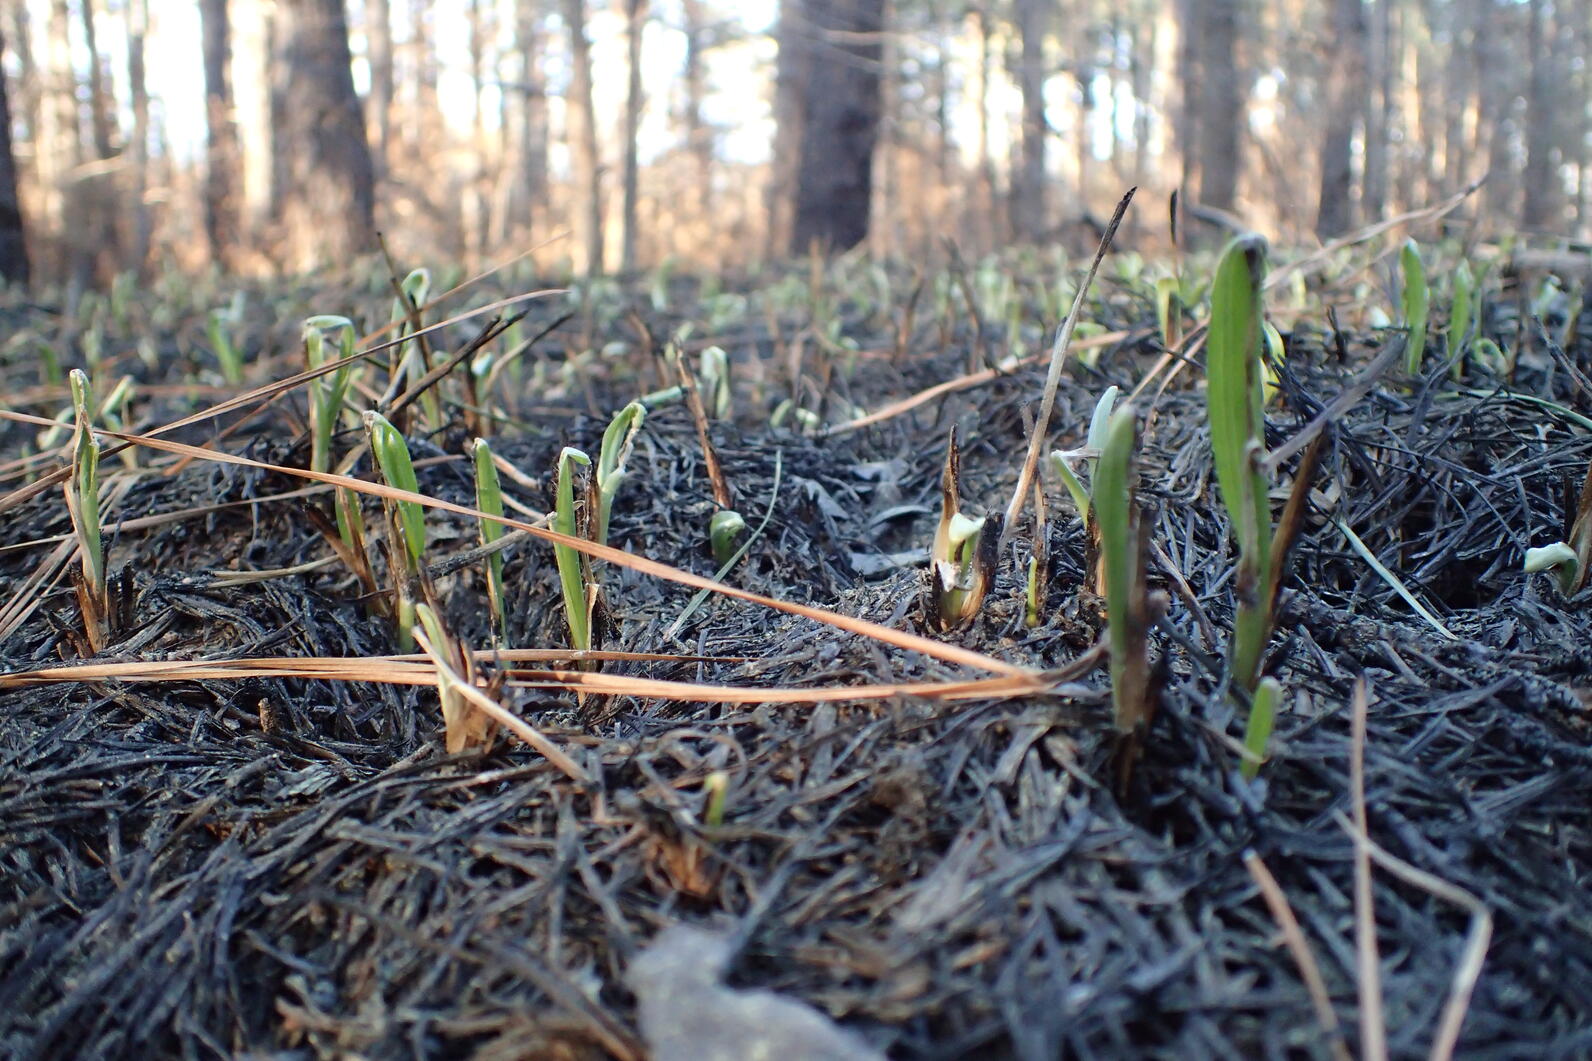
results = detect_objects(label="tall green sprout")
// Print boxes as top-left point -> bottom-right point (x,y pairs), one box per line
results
1207,236 -> 1274,695
365,411 -> 428,650
65,369 -> 107,652
1401,239 -> 1430,375
594,401 -> 645,548
1093,403 -> 1152,734
305,316 -> 363,555
555,447 -> 593,651
1447,260 -> 1475,379
471,438 -> 508,645
390,268 -> 438,428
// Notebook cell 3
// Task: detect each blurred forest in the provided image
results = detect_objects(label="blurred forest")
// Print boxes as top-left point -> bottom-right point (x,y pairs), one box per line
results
1,0 -> 1590,291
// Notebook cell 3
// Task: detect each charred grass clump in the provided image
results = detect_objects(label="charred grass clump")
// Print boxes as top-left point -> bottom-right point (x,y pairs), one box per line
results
2,227 -> 1592,1058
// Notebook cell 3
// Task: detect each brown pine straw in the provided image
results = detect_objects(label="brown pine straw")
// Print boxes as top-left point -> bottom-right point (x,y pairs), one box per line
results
0,409 -> 1034,681
1342,677 -> 1491,1061
1243,851 -> 1353,1061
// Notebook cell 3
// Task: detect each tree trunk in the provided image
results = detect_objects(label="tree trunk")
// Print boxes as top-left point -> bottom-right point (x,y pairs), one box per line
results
681,0 -> 712,223
77,0 -> 115,161
1012,0 -> 1047,237
201,0 -> 240,268
767,1 -> 807,258
509,0 -> 547,236
274,0 -> 378,270
366,0 -> 393,172
562,0 -> 603,274
1194,0 -> 1241,212
0,24 -> 29,288
1315,0 -> 1366,237
620,0 -> 646,272
1362,0 -> 1392,220
789,0 -> 884,254
1521,0 -> 1559,229
126,0 -> 151,275
1176,0 -> 1201,197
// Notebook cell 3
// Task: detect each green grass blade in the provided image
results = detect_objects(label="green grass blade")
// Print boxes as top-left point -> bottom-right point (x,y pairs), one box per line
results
1401,239 -> 1430,375
472,438 -> 508,645
1447,260 -> 1474,378
595,401 -> 646,548
363,412 -> 426,570
1093,405 -> 1141,732
1241,676 -> 1281,780
555,447 -> 592,651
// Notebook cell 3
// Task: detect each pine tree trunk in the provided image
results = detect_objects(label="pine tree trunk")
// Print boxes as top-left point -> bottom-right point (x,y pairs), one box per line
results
1316,0 -> 1366,236
126,0 -> 151,275
562,0 -> 603,274
275,0 -> 378,270
1194,0 -> 1240,212
1012,0 -> 1047,237
789,0 -> 884,254
201,0 -> 239,268
0,24 -> 29,288
366,0 -> 393,172
620,0 -> 646,272
1521,0 -> 1559,229
681,0 -> 712,223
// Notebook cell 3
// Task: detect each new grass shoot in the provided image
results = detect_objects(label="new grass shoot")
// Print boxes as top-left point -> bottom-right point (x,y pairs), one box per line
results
64,369 -> 108,653
1241,677 -> 1282,781
364,411 -> 428,650
1207,237 -> 1326,774
930,428 -> 995,631
699,346 -> 731,420
554,446 -> 594,652
304,316 -> 365,557
1523,458 -> 1592,598
413,603 -> 494,754
1447,260 -> 1475,379
1092,403 -> 1153,734
1401,238 -> 1430,375
471,438 -> 509,645
594,401 -> 646,548
389,267 -> 438,428
1050,385 -> 1120,596
207,304 -> 244,385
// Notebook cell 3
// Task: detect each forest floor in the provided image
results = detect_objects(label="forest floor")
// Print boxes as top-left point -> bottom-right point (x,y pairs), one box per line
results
1,239 -> 1590,1060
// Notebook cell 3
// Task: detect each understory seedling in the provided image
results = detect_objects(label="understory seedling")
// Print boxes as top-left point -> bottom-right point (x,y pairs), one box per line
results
1207,235 -> 1324,702
1241,677 -> 1282,780
207,301 -> 244,385
1092,403 -> 1153,735
1050,385 -> 1120,597
1447,260 -> 1475,379
365,411 -> 428,650
709,509 -> 747,569
554,446 -> 595,652
64,370 -> 108,653
930,428 -> 997,630
594,401 -> 646,548
413,603 -> 495,753
1401,239 -> 1430,375
1523,458 -> 1592,597
389,267 -> 438,428
471,438 -> 508,645
304,316 -> 366,559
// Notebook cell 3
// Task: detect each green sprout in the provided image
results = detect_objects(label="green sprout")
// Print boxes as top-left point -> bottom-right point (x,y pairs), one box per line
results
1447,259 -> 1475,379
1050,385 -> 1120,527
413,602 -> 492,754
207,304 -> 244,385
1092,403 -> 1152,734
1523,459 -> 1591,598
304,315 -> 365,556
1401,238 -> 1430,375
594,401 -> 646,548
390,267 -> 438,428
65,369 -> 107,653
703,770 -> 730,827
471,438 -> 509,645
555,446 -> 594,652
1207,236 -> 1279,696
930,428 -> 994,631
1241,676 -> 1282,780
699,346 -> 731,420
364,411 -> 428,650
709,509 -> 747,569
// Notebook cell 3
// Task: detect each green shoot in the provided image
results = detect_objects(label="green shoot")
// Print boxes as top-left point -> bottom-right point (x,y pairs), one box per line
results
1262,320 -> 1285,406
930,428 -> 994,630
594,401 -> 646,548
1207,236 -> 1275,695
413,602 -> 493,753
699,346 -> 731,420
1092,404 -> 1152,734
1241,677 -> 1282,780
207,306 -> 243,385
65,369 -> 108,653
555,446 -> 594,652
1447,260 -> 1475,379
364,411 -> 427,649
1400,238 -> 1430,375
471,438 -> 509,645
1050,385 -> 1120,526
390,267 -> 438,428
1155,276 -> 1183,352
703,770 -> 730,827
1523,458 -> 1592,597
710,509 -> 747,569
305,316 -> 365,557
